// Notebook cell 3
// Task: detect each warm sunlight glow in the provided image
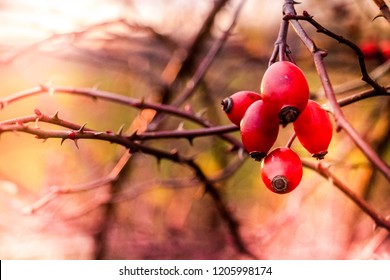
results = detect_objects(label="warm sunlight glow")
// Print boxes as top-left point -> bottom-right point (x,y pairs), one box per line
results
0,0 -> 124,42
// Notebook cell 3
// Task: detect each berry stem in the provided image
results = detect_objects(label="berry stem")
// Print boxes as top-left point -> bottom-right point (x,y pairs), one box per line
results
285,133 -> 296,148
269,14 -> 294,65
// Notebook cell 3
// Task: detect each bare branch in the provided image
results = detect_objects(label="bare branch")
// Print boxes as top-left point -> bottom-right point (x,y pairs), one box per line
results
0,85 -> 243,150
283,1 -> 390,181
302,159 -> 390,231
372,0 -> 390,24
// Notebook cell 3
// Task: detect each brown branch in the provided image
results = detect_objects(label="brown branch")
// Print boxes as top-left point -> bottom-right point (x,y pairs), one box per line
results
149,0 -> 246,129
285,11 -> 386,95
372,0 -> 390,24
132,124 -> 238,141
322,60 -> 390,96
283,1 -> 390,181
0,111 -> 239,143
172,0 -> 245,107
21,176 -> 116,214
176,0 -> 230,79
336,86 -> 390,107
0,85 -> 243,150
269,17 -> 294,65
302,159 -> 390,231
11,122 -> 254,258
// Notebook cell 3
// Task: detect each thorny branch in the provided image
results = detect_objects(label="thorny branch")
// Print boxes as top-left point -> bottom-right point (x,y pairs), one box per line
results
0,110 -> 238,146
0,85 -> 242,149
282,1 -> 390,182
270,0 -> 390,233
372,0 -> 390,24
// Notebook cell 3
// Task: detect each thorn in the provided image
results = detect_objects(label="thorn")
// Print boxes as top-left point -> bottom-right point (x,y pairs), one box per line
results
21,206 -> 34,215
48,87 -> 55,96
39,84 -> 48,91
51,111 -> 60,120
78,123 -> 87,133
156,156 -> 162,167
92,83 -> 100,90
0,101 -> 7,110
196,108 -> 208,118
117,124 -> 125,135
34,118 -> 40,129
373,13 -> 384,22
67,131 -> 80,149
186,137 -> 194,146
176,122 -> 185,131
139,97 -> 146,108
128,130 -> 138,139
336,123 -> 343,133
73,139 -> 80,149
293,1 -> 301,4
61,138 -> 66,145
170,149 -> 180,160
238,148 -> 246,160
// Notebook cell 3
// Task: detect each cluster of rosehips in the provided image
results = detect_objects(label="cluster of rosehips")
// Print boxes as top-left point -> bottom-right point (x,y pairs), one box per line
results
221,61 -> 333,194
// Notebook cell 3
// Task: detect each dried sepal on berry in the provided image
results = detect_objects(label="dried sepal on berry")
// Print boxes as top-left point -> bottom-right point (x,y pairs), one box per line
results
261,147 -> 303,194
221,91 -> 262,126
240,100 -> 279,161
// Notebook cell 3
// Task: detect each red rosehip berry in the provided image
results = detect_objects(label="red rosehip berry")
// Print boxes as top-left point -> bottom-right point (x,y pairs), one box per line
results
260,61 -> 310,126
240,100 -> 279,161
360,40 -> 380,60
261,147 -> 302,194
379,40 -> 390,61
293,100 -> 333,160
221,90 -> 262,126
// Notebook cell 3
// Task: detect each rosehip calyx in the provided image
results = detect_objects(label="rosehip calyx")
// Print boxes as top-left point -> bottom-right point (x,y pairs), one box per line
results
240,100 -> 279,161
261,147 -> 303,194
221,91 -> 262,126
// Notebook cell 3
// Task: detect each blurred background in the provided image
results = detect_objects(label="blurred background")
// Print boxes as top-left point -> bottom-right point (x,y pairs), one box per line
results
0,0 -> 389,259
